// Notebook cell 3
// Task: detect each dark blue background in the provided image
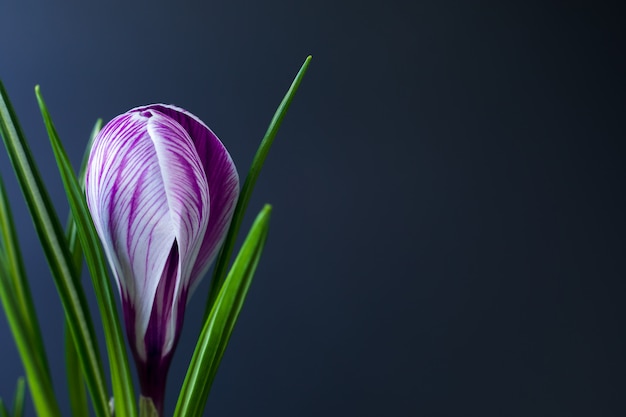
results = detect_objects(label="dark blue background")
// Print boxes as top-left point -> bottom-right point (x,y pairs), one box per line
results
1,2 -> 625,416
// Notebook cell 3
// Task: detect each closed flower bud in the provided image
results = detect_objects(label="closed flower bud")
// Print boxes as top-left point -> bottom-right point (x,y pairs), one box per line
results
85,104 -> 239,413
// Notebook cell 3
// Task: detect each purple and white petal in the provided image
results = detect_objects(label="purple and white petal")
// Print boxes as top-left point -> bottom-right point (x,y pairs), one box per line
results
86,109 -> 210,359
134,104 -> 239,294
85,103 -> 240,414
142,109 -> 210,354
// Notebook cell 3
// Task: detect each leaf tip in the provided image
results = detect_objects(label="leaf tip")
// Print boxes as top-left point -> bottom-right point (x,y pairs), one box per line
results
34,85 -> 45,108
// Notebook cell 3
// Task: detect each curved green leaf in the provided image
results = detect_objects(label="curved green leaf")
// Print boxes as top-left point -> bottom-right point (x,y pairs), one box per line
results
0,173 -> 59,414
0,400 -> 8,417
0,134 -> 60,416
176,205 -> 272,417
12,378 -> 25,417
65,118 -> 101,417
0,177 -> 49,373
205,56 -> 311,317
0,80 -> 109,417
0,262 -> 60,417
36,87 -> 137,417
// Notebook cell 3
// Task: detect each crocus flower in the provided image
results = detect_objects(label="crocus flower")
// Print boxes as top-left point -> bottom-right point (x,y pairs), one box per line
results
85,104 -> 239,413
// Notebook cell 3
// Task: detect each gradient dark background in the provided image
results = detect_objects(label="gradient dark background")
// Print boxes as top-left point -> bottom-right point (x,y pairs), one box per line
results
1,2 -> 625,416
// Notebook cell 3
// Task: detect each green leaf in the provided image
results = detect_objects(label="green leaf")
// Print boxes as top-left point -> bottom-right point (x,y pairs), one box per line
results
0,80 -> 109,417
0,263 -> 61,417
175,204 -> 272,417
0,177 -> 60,417
0,176 -> 30,330
0,173 -> 51,384
12,378 -> 25,417
36,87 -> 137,417
0,399 -> 10,417
65,327 -> 89,417
66,118 -> 101,273
65,118 -> 101,417
205,56 -> 311,318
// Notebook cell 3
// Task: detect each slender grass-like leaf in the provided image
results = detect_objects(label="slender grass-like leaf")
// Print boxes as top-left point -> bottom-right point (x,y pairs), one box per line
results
0,80 -> 109,417
65,328 -> 89,417
0,174 -> 51,385
0,263 -> 61,417
0,399 -> 9,417
66,118 -> 101,272
205,56 -> 311,318
175,204 -> 272,417
0,177 -> 31,318
0,177 -> 60,417
12,378 -> 25,417
64,118 -> 101,417
36,87 -> 137,417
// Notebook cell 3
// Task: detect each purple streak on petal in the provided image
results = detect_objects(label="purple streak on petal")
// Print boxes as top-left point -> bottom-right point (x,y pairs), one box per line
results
86,104 -> 237,413
88,113 -> 163,309
86,109 -> 210,360
87,112 -> 174,359
134,104 -> 240,295
134,240 -> 180,415
142,109 -> 210,353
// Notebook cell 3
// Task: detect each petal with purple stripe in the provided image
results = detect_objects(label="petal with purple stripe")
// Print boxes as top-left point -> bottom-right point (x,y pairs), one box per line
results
134,104 -> 239,294
86,109 -> 210,359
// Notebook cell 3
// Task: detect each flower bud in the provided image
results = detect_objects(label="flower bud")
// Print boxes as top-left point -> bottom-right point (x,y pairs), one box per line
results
86,104 -> 239,413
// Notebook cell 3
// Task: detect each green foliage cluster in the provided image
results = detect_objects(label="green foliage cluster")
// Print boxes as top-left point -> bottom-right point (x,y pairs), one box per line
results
0,56 -> 310,416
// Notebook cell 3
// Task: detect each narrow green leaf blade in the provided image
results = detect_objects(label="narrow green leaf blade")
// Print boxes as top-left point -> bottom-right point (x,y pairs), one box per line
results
12,378 -> 25,417
66,118 -> 101,272
0,173 -> 51,384
0,399 -> 10,417
175,204 -> 272,417
65,327 -> 89,417
0,177 -> 29,314
0,166 -> 59,416
0,80 -> 109,417
64,118 -> 101,417
36,87 -> 137,417
0,263 -> 61,417
205,56 -> 311,317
